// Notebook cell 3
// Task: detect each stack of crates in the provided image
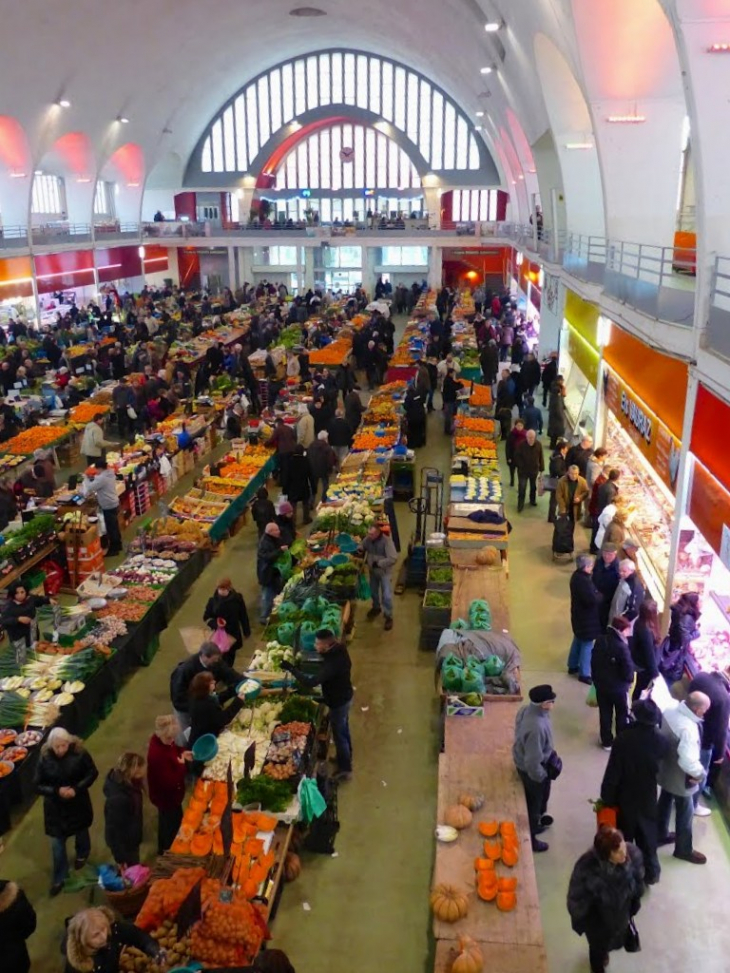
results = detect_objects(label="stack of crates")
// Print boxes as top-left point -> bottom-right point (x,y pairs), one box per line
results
64,525 -> 104,584
132,481 -> 151,517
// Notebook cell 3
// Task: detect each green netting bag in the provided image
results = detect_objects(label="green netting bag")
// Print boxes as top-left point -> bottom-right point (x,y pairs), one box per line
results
275,550 -> 294,582
461,667 -> 486,693
451,617 -> 469,630
443,653 -> 463,671
276,622 -> 297,646
442,665 -> 463,692
468,598 -> 492,631
483,654 -> 506,677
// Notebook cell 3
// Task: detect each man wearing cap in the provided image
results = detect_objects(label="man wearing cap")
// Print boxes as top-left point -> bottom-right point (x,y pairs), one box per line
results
513,685 -> 558,852
360,523 -> 398,631
282,629 -> 354,782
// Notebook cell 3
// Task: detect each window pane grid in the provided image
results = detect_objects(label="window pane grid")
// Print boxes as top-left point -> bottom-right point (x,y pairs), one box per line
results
331,52 -> 343,103
234,96 -> 248,170
211,119 -> 224,172
443,102 -> 456,168
246,86 -> 259,163
294,60 -> 306,115
223,107 -> 236,171
257,77 -> 271,146
270,70 -> 282,134
356,55 -> 369,109
369,59 -> 381,115
343,53 -> 356,105
319,53 -> 331,106
282,63 -> 295,122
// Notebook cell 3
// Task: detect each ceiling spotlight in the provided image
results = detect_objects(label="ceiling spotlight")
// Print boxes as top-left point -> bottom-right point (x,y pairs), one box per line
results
606,114 -> 646,124
34,169 -> 43,176
484,21 -> 501,32
9,171 -> 26,179
565,142 -> 594,150
118,116 -> 130,124
480,66 -> 493,75
57,99 -> 71,108
707,43 -> 730,53
290,121 -> 302,131
518,174 -> 524,180
476,111 -> 485,117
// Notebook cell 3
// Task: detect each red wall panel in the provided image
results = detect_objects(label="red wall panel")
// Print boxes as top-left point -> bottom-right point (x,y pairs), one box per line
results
35,250 -> 95,293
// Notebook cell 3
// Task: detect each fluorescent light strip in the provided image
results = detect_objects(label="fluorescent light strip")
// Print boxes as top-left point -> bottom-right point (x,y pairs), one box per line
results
708,43 -> 730,53
0,277 -> 34,286
36,268 -> 95,279
606,115 -> 646,124
565,142 -> 594,150
143,257 -> 168,264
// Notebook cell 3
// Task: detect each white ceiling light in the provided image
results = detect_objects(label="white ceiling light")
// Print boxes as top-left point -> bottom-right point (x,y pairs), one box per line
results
476,111 -> 484,117
118,116 -> 130,124
480,66 -> 493,75
34,169 -> 43,176
57,98 -> 71,108
565,142 -> 594,150
606,114 -> 646,124
484,21 -> 501,32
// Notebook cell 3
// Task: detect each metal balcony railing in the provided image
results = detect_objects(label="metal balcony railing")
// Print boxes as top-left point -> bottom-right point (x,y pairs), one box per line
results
31,222 -> 93,246
0,225 -> 29,249
707,256 -> 730,359
94,221 -> 141,241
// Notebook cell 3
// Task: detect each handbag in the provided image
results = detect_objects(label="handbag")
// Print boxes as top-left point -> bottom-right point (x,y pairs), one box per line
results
624,918 -> 641,953
537,473 -> 545,497
127,405 -> 138,420
544,749 -> 563,780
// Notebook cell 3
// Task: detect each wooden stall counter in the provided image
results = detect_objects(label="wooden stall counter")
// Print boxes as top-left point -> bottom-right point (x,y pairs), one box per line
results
448,553 -> 510,632
432,708 -> 548,973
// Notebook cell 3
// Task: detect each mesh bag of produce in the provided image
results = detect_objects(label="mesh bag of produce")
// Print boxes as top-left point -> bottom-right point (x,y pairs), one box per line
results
483,653 -> 506,677
442,664 -> 463,692
461,667 -> 486,694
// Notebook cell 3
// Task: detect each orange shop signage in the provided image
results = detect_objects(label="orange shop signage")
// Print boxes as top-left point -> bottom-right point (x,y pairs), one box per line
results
605,370 -> 681,493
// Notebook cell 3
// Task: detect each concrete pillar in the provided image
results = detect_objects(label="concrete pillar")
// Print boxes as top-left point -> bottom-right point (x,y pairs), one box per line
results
428,246 -> 442,291
237,246 -> 253,289
537,273 -> 564,357
304,247 -> 315,290
362,245 -> 377,294
227,246 -> 237,291
422,187 -> 441,228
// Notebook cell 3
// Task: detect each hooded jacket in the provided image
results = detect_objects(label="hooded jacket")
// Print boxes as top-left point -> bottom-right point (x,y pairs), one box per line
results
103,770 -> 143,865
0,880 -> 36,973
169,653 -> 241,714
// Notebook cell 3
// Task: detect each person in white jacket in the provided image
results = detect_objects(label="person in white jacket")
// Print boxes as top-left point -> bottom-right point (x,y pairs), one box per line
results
657,692 -> 711,864
81,418 -> 113,466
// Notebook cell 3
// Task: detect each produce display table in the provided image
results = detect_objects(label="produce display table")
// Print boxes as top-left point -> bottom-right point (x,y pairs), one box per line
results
432,711 -> 548,973
207,455 -> 275,543
448,554 -> 510,632
0,540 -> 61,592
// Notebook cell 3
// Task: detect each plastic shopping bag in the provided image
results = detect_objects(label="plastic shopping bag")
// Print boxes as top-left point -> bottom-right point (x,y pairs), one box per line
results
210,625 -> 235,654
586,683 -> 598,707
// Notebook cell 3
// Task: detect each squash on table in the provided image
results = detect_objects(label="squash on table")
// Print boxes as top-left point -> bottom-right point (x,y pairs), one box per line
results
476,547 -> 499,566
499,820 -> 517,836
473,857 -> 494,872
478,820 -> 498,838
452,936 -> 484,973
484,839 -> 502,860
501,844 -> 519,868
430,884 -> 469,923
444,804 -> 473,830
477,874 -> 498,902
458,793 -> 485,812
497,889 -> 517,911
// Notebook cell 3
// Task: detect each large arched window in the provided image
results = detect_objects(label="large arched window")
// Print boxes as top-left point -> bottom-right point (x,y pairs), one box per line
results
276,123 -> 420,190
192,49 -> 490,180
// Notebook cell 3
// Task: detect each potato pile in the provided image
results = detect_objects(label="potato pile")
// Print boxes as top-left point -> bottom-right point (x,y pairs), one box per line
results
119,921 -> 191,973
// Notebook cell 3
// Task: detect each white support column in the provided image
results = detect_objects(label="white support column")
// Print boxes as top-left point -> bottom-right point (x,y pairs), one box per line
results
362,245 -> 377,295
428,246 -> 442,291
237,246 -> 253,289
536,273 -> 564,357
662,369 -> 700,619
304,246 -> 314,290
227,246 -> 237,291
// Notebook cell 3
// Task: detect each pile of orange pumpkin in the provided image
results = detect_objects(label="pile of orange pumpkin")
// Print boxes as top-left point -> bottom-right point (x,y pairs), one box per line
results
308,337 -> 352,366
171,780 -> 278,900
469,384 -> 493,407
456,416 -> 496,434
474,820 -> 519,910
5,425 -> 71,455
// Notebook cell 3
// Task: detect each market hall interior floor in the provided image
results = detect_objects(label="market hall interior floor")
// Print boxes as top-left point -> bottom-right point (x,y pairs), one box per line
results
3,414 -> 730,973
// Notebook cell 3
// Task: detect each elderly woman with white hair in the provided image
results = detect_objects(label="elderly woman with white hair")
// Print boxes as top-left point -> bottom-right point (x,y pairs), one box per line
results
34,727 -> 98,896
63,906 -> 161,973
147,716 -> 193,854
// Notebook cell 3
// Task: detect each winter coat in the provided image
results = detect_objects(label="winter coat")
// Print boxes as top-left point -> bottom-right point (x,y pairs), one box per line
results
344,390 -> 365,431
327,417 -> 353,448
297,412 -> 315,448
250,497 -> 276,533
565,445 -> 592,478
269,423 -> 296,456
609,574 -> 644,623
0,880 -> 36,973
601,721 -> 669,829
287,642 -> 354,709
275,513 -> 296,549
308,438 -> 337,480
570,569 -> 603,640
513,439 -> 544,477
512,703 -> 553,783
520,357 -> 541,392
35,745 -> 98,839
442,374 -> 463,404
480,344 -> 499,385
309,403 -> 333,435
658,701 -> 706,796
204,589 -> 251,642
687,670 -> 730,758
541,358 -> 558,393
361,532 -> 398,576
521,404 -> 543,434
146,734 -> 187,811
567,844 -> 644,951
283,451 -> 316,503
586,457 -> 604,491
548,451 -> 567,480
591,627 -> 635,695
602,519 -> 626,551
630,620 -> 659,679
495,378 -> 515,414
556,474 -> 589,516
505,427 -> 527,465
668,606 -> 700,653
1,594 -> 50,644
103,770 -> 143,865
169,654 -> 241,714
189,694 -> 245,746
592,558 -> 620,629
63,910 -> 159,973
547,385 -> 566,439
597,479 -> 619,514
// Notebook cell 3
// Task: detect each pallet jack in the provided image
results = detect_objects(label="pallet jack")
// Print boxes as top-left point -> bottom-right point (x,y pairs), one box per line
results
396,466 -> 445,593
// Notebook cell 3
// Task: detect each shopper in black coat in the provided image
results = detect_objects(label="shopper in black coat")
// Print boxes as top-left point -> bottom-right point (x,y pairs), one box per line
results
203,578 -> 251,667
660,592 -> 701,683
592,546 -> 621,630
541,353 -> 557,407
568,555 -> 603,682
282,444 -> 316,524
479,341 -> 499,386
0,875 -> 36,973
601,699 -> 669,884
34,728 -> 98,894
630,599 -> 661,700
567,827 -> 645,973
687,668 -> 730,794
169,643 -> 242,730
188,671 -> 245,753
545,439 -> 568,523
591,618 -> 635,749
103,753 -> 145,866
